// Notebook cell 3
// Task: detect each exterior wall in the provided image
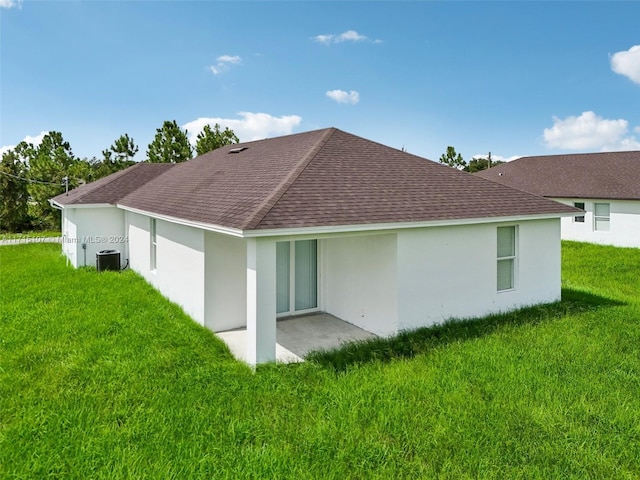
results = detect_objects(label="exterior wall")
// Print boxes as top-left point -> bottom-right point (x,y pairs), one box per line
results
126,211 -> 152,276
61,206 -> 125,268
554,198 -> 640,248
322,233 -> 398,336
61,209 -> 77,266
62,205 -> 565,363
396,219 -> 561,331
204,231 -> 247,332
126,211 -> 205,324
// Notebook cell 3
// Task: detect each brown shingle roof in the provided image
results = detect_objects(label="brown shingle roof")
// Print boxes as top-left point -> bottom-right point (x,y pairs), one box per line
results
113,128 -> 576,230
475,151 -> 640,200
52,163 -> 175,206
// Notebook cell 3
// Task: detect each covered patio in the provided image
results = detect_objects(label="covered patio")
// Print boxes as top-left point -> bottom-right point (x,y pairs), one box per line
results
216,313 -> 378,364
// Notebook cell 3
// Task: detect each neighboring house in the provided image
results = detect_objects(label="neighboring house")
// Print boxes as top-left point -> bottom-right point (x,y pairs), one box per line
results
51,128 -> 578,365
475,151 -> 640,248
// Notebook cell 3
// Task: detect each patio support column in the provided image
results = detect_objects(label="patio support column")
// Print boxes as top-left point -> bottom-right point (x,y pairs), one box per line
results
246,238 -> 277,366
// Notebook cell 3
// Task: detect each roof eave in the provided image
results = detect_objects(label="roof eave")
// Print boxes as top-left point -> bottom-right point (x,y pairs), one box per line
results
243,212 -> 575,238
49,199 -> 64,210
51,201 -> 115,209
548,195 -> 640,202
116,204 -> 245,238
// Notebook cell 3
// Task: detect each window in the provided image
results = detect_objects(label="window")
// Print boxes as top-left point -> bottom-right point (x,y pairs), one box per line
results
497,226 -> 516,291
150,218 -> 157,270
594,203 -> 610,231
573,202 -> 585,223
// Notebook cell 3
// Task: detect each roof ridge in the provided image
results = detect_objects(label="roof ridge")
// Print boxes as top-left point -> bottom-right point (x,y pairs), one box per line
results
68,163 -> 144,203
242,128 -> 337,229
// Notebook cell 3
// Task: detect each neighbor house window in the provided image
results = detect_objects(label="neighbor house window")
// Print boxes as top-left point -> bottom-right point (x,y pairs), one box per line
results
150,218 -> 157,270
573,202 -> 585,223
594,203 -> 610,231
497,226 -> 517,291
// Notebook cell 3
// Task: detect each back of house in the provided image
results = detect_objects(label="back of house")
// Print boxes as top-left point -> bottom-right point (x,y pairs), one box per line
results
475,151 -> 640,248
51,128 -> 581,364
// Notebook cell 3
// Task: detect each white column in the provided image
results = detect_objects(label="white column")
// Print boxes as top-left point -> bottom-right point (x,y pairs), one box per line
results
246,238 -> 277,365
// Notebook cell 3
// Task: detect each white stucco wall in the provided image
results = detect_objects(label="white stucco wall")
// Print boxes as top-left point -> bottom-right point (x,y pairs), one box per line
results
126,212 -> 205,325
204,231 -> 247,332
126,210 -> 153,278
61,209 -> 77,266
396,219 -> 562,331
61,206 -> 125,268
322,234 -> 398,336
61,204 -> 565,363
554,198 -> 640,248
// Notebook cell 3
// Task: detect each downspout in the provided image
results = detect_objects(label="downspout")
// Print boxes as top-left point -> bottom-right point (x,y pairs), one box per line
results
122,209 -> 130,270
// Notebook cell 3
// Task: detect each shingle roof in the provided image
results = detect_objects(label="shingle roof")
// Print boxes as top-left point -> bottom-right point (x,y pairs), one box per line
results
52,163 -> 174,206
56,128 -> 578,231
475,151 -> 640,201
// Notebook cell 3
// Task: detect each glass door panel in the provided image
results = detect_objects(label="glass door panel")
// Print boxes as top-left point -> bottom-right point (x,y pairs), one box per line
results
294,240 -> 317,311
276,241 -> 290,314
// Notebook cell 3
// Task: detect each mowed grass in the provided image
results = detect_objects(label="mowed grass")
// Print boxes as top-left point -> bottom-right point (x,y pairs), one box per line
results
0,230 -> 61,240
1,242 -> 639,479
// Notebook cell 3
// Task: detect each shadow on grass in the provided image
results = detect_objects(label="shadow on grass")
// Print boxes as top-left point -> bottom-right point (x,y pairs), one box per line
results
306,288 -> 625,372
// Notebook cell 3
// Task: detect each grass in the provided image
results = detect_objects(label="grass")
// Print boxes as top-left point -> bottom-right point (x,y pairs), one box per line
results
1,241 -> 639,479
0,230 -> 61,240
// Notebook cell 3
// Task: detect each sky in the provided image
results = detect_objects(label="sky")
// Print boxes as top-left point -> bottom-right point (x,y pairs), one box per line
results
1,1 -> 639,163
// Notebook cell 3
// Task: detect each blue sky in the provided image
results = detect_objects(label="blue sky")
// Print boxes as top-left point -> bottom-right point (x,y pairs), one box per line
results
1,1 -> 639,163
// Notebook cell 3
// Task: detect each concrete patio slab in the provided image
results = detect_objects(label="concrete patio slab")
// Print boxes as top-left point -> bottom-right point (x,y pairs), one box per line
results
216,313 -> 377,364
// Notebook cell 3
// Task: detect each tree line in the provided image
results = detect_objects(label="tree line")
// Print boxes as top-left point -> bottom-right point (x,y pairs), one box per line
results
0,121 -> 239,232
438,146 -> 504,173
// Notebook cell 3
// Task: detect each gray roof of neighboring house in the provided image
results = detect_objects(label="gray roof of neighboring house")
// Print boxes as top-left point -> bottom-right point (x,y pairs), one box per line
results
475,151 -> 640,201
54,128 -> 578,231
51,163 -> 175,206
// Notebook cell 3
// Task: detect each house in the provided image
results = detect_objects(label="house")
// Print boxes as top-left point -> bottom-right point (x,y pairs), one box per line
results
475,151 -> 640,248
51,128 -> 578,365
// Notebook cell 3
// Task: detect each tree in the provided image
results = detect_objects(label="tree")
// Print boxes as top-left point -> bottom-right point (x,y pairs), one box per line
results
147,120 -> 192,163
439,146 -> 467,170
0,149 -> 31,232
95,134 -> 138,179
195,123 -> 239,156
465,152 -> 504,173
25,132 -> 78,230
111,133 -> 139,162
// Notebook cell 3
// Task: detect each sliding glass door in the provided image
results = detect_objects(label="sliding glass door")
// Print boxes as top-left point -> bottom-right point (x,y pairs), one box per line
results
276,240 -> 318,315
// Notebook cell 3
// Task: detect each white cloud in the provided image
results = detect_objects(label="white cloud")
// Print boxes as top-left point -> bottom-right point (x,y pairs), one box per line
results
542,111 -> 640,151
610,45 -> 640,84
326,89 -> 360,105
24,131 -> 48,146
0,0 -> 22,8
314,30 -> 380,45
182,112 -> 302,144
0,130 -> 49,157
0,145 -> 14,157
337,30 -> 367,42
314,34 -> 333,45
210,54 -> 242,75
612,136 -> 640,151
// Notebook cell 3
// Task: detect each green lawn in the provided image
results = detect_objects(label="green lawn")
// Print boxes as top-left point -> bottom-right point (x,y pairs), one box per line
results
0,230 -> 61,241
1,242 -> 639,479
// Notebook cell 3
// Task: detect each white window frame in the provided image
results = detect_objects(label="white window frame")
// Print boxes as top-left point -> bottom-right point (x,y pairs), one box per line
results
593,203 -> 610,232
573,202 -> 585,223
497,225 -> 517,292
150,218 -> 157,272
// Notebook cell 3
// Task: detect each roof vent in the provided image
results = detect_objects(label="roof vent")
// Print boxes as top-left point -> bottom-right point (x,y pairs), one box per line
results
228,147 -> 248,154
